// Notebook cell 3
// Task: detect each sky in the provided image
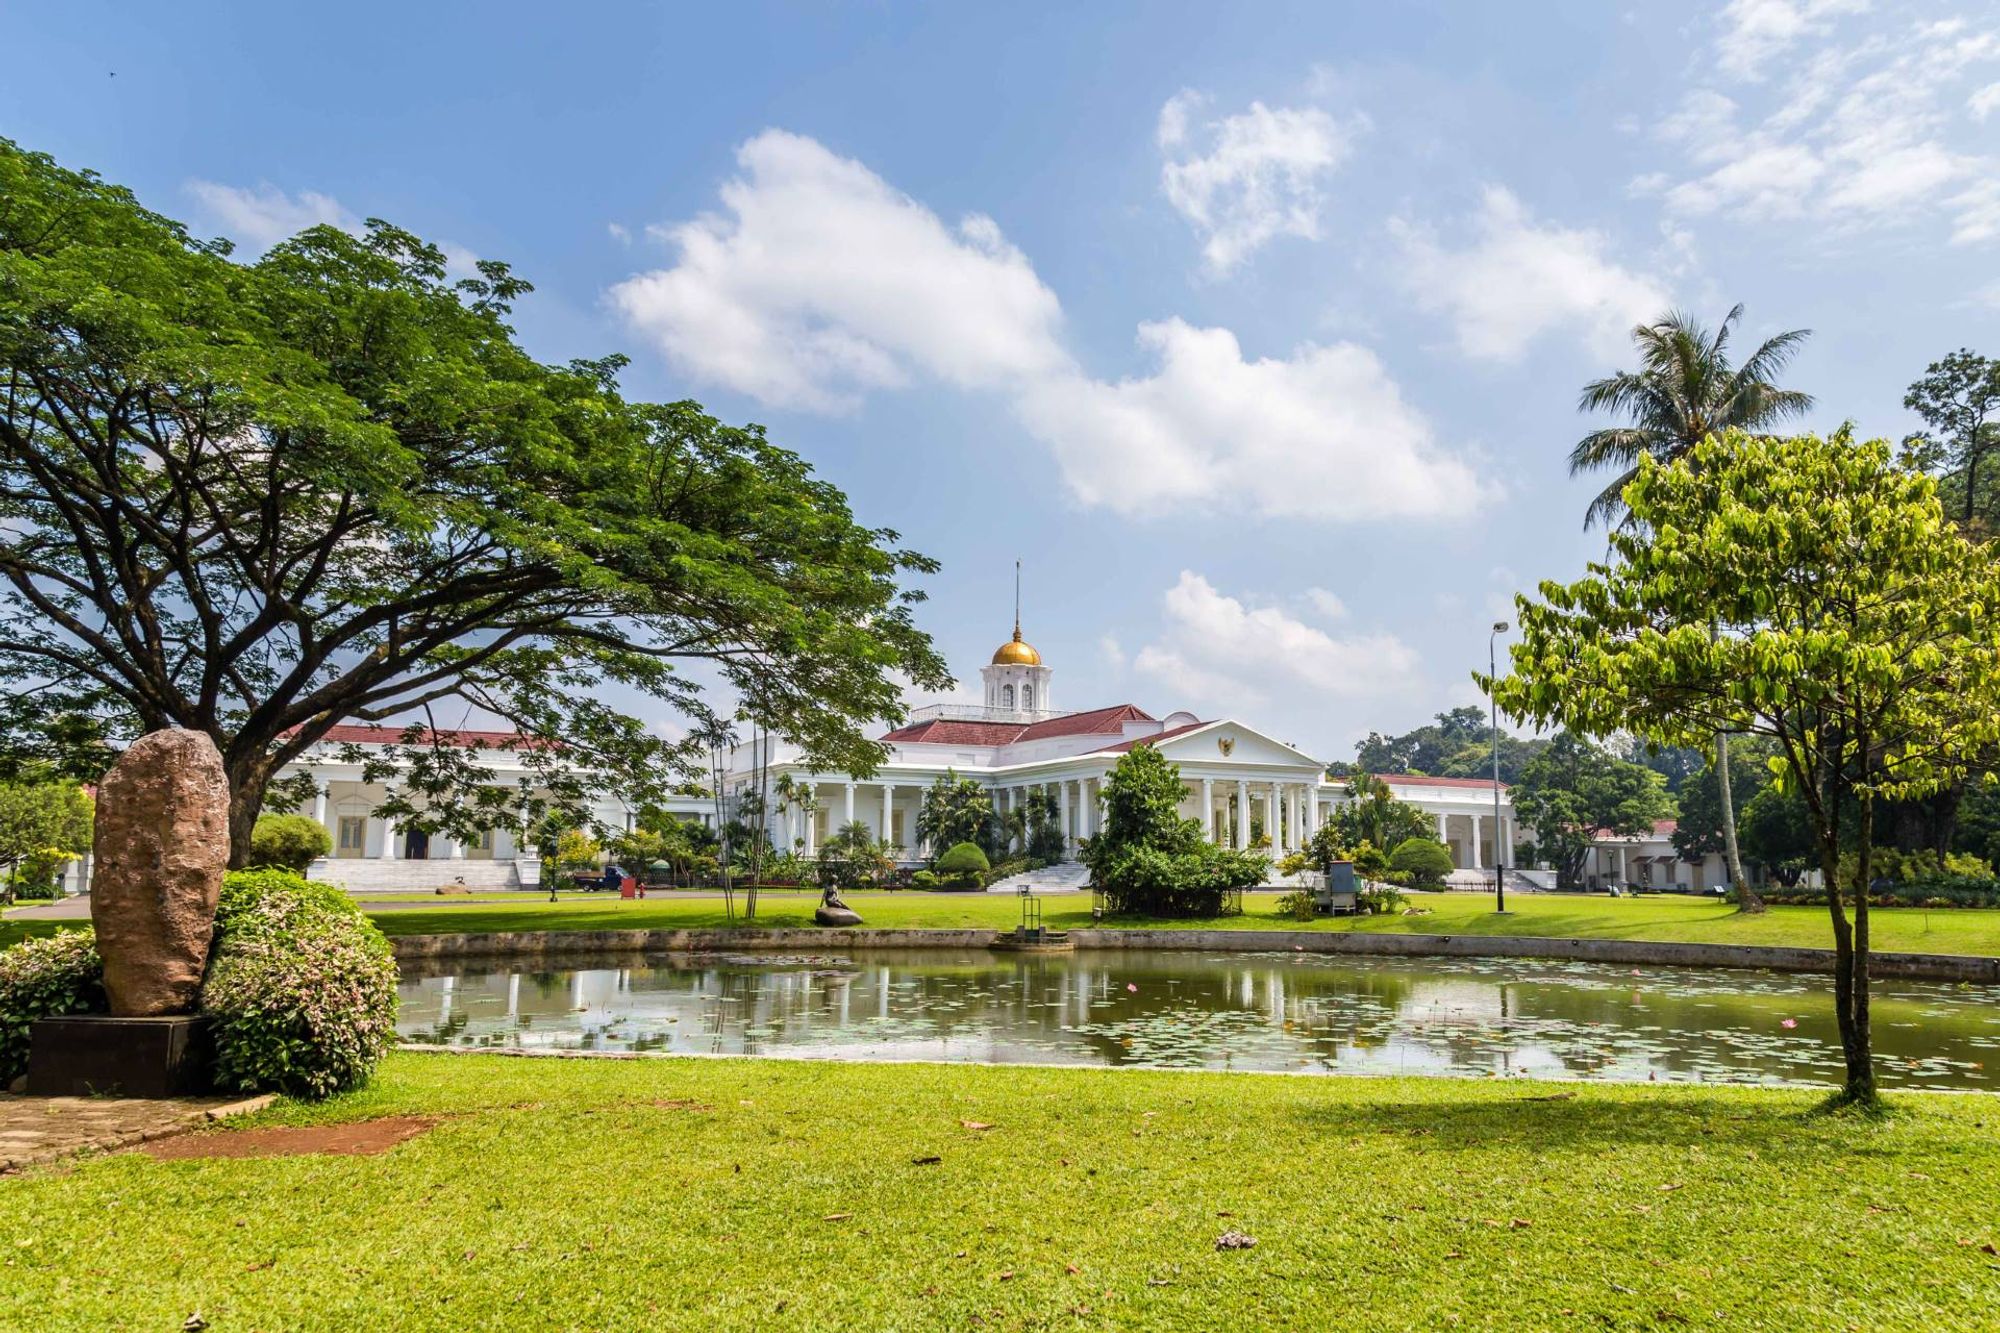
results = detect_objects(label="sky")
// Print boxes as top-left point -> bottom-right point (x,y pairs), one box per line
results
6,0 -> 1999,763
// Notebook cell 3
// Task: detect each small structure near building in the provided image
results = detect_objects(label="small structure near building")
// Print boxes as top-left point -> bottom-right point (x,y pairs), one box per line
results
991,887 -> 1073,952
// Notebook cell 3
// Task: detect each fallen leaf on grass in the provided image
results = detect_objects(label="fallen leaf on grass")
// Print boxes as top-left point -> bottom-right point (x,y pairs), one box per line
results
1065,1263 -> 1081,1275
960,1120 -> 996,1132
243,1260 -> 273,1273
1510,1219 -> 1533,1230
1215,1230 -> 1257,1251
1658,1183 -> 1684,1193
823,1213 -> 853,1222
911,1155 -> 942,1166
1442,1251 -> 1465,1261
997,1271 -> 1015,1281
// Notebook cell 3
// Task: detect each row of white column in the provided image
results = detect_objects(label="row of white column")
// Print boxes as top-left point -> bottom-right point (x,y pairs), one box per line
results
1196,779 -> 1322,854
995,777 -> 1099,858
306,783 -> 485,860
1435,811 -> 1514,868
777,782 -> 904,858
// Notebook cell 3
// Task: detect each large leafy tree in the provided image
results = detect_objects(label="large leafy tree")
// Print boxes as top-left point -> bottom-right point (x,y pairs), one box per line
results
1083,743 -> 1266,917
1492,428 -> 2000,1104
0,778 -> 93,903
914,771 -> 996,861
1507,732 -> 1673,890
0,140 -> 949,863
1570,305 -> 1814,911
1900,348 -> 2000,532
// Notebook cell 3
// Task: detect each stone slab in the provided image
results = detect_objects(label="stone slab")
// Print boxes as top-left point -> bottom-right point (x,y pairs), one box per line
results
0,1091 -> 274,1175
25,1015 -> 214,1098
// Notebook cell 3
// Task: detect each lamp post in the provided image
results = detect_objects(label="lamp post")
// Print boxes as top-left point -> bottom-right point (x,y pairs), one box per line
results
1490,620 -> 1509,914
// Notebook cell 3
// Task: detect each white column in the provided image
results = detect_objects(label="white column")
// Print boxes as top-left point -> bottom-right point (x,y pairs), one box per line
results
1201,778 -> 1215,842
843,782 -> 856,832
1235,780 -> 1248,850
449,834 -> 466,860
1473,814 -> 1486,869
1269,785 -> 1284,854
1058,780 -> 1073,858
378,819 -> 398,860
311,784 -> 328,827
1437,811 -> 1449,842
881,783 -> 894,846
802,785 -> 817,855
1078,778 -> 1092,841
1616,845 -> 1627,884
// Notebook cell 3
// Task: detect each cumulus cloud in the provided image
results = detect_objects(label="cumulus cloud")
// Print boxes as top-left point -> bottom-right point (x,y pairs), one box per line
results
1394,187 -> 1670,362
1014,320 -> 1481,520
1651,12 -> 2000,244
611,130 -> 1483,523
609,130 -> 1067,413
1133,572 -> 1421,723
184,181 -> 358,253
1157,90 -> 1360,274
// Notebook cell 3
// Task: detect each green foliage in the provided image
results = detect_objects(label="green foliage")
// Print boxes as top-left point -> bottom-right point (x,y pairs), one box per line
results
0,138 -> 948,860
1492,427 -> 2000,1101
909,870 -> 940,888
1508,732 -> 1674,889
202,869 -> 400,1100
248,813 -> 333,872
0,929 -> 104,1083
1354,706 -> 1546,784
1357,882 -> 1409,915
916,772 -> 998,861
1387,837 -> 1454,887
817,820 -> 896,890
1738,784 -> 1817,885
1349,841 -> 1389,881
1085,745 -> 1267,916
1275,889 -> 1318,922
933,841 -> 990,886
1330,772 -> 1435,854
552,829 -> 603,870
0,779 -> 93,904
1899,348 -> 2000,532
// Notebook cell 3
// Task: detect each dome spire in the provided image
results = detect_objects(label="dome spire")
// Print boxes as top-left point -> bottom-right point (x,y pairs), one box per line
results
990,558 -> 1042,665
1013,557 -> 1022,642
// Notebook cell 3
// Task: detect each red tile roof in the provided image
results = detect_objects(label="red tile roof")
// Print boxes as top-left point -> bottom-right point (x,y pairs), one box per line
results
1099,719 -> 1214,753
883,704 -> 1158,748
304,724 -> 533,749
1372,773 -> 1509,791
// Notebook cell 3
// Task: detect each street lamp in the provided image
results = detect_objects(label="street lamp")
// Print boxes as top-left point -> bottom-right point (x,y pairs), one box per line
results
1490,621 -> 1509,914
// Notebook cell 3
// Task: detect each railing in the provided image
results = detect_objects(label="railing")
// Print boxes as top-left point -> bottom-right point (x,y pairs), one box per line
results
904,703 -> 1073,725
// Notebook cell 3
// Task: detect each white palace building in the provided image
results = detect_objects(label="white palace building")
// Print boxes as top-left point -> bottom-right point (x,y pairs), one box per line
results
268,621 -> 1536,892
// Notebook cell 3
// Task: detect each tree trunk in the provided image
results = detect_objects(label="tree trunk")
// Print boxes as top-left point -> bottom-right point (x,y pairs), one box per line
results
224,765 -> 276,870
1838,797 -> 1877,1103
1716,732 -> 1763,913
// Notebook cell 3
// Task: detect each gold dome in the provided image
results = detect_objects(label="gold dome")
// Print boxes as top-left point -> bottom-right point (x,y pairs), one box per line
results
992,631 -> 1042,666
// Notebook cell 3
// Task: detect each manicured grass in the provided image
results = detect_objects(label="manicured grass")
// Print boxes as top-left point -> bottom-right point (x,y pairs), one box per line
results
344,888 -> 2000,957
3,1052 -> 1996,1330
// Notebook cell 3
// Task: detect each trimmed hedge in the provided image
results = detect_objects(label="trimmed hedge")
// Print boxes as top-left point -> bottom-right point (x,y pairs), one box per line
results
0,930 -> 104,1085
201,868 -> 400,1100
934,842 -> 991,887
248,813 -> 333,872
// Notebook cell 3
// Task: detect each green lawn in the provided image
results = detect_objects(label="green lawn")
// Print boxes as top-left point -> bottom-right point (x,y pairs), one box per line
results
353,888 -> 2000,956
11,889 -> 2000,956
4,1052 -> 1996,1330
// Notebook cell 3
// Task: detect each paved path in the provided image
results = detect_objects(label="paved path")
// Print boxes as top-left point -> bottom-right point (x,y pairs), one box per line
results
0,1091 -> 274,1175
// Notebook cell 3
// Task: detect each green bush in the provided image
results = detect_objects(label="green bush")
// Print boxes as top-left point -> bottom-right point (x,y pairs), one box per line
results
909,870 -> 940,888
1275,889 -> 1318,922
201,868 -> 400,1100
0,930 -> 105,1084
934,841 -> 990,886
1389,837 -> 1454,887
248,813 -> 333,872
7,872 -> 62,901
1358,883 -> 1408,915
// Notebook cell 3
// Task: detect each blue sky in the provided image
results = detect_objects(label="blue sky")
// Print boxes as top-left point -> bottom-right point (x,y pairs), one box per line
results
7,0 -> 1999,761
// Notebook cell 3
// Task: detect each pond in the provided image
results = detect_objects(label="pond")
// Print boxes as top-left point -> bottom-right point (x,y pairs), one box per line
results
396,949 -> 2000,1091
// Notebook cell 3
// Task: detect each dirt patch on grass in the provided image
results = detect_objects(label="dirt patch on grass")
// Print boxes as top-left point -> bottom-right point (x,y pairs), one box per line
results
139,1116 -> 439,1161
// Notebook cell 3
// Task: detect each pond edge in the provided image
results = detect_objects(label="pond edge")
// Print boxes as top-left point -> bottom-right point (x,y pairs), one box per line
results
387,926 -> 2000,983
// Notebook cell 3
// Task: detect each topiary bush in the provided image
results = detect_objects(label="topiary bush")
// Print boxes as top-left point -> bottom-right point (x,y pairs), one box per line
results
0,929 -> 105,1084
201,868 -> 400,1100
248,813 -> 333,872
933,841 -> 990,887
1389,837 -> 1454,888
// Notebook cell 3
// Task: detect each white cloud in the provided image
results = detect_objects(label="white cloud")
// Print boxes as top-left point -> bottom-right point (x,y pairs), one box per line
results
609,130 -> 1068,414
1013,319 -> 1482,520
1133,572 -> 1421,722
1394,187 -> 1670,362
612,130 -> 1482,524
1714,0 -> 1870,81
607,222 -> 633,244
1652,12 -> 2000,244
1303,588 -> 1347,620
184,181 -> 358,253
1157,91 -> 1360,274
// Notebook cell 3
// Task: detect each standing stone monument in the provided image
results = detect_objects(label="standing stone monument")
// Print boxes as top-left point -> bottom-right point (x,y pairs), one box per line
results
27,728 -> 231,1096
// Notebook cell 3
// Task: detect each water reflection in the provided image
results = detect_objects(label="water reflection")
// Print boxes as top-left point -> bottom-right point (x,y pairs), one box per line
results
396,949 -> 2000,1090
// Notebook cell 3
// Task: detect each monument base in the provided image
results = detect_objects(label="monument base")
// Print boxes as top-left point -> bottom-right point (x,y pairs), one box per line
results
25,1014 -> 214,1098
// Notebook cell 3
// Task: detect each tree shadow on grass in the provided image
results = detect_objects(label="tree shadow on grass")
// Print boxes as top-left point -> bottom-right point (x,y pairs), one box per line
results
1286,1084 -> 1900,1155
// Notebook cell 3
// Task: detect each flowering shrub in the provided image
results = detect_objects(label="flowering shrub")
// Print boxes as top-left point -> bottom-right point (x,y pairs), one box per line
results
0,929 -> 105,1084
201,868 -> 400,1100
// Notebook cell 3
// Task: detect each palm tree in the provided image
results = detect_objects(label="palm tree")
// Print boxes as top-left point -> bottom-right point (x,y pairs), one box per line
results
1571,305 -> 1813,528
1572,305 -> 1814,915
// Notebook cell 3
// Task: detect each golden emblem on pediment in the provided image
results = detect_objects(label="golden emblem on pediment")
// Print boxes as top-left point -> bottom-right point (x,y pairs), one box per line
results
1217,736 -> 1235,756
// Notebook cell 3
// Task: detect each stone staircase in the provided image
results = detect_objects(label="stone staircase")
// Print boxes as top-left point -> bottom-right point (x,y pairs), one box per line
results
985,860 -> 1093,894
308,857 -> 539,894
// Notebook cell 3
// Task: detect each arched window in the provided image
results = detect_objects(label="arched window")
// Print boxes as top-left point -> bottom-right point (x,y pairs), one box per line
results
1021,685 -> 1034,709
1002,684 -> 1015,708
